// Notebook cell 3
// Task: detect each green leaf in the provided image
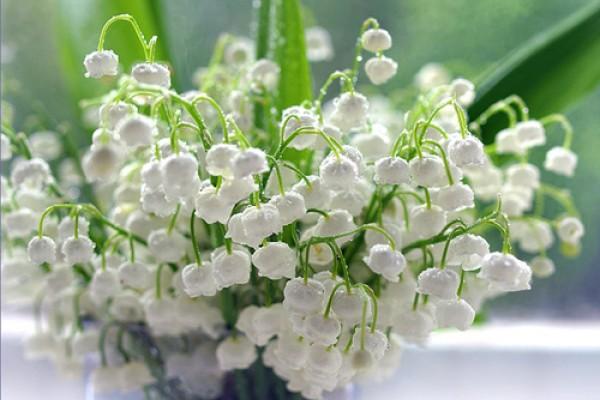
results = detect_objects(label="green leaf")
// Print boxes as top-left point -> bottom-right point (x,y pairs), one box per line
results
54,0 -> 170,105
271,0 -> 313,111
469,2 -> 600,142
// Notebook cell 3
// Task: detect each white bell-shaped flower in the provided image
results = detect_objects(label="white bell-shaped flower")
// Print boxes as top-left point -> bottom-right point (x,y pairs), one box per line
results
195,185 -> 234,224
518,220 -> 553,253
449,78 -> 475,106
495,128 -> 524,155
319,154 -> 359,189
478,252 -> 531,291
506,163 -> 540,189
216,335 -> 257,371
557,217 -> 584,244
291,176 -> 331,211
116,114 -> 157,149
365,56 -> 397,85
314,209 -> 357,246
62,236 -> 95,266
303,314 -> 341,346
361,28 -> 392,53
82,144 -> 124,183
99,101 -> 136,129
118,261 -> 152,290
248,59 -> 280,91
181,262 -> 218,297
393,309 -> 435,344
161,153 -> 200,199
27,236 -> 57,265
544,146 -> 577,176
410,205 -> 447,239
332,288 -> 367,325
283,277 -> 325,315
141,186 -> 178,217
83,50 -> 118,78
430,183 -> 474,212
330,92 -> 369,133
205,143 -> 240,177
226,214 -> 261,248
374,156 -> 410,185
239,204 -> 282,242
11,158 -> 51,188
4,209 -> 37,238
435,299 -> 475,330
274,332 -> 309,370
409,155 -> 446,188
131,62 -> 171,87
364,244 -> 406,282
447,135 -> 485,167
252,304 -> 285,345
147,229 -> 186,263
89,269 -> 120,304
447,234 -> 489,270
281,106 -> 319,150
351,132 -> 389,162
29,131 -> 62,161
306,344 -> 343,374
252,242 -> 296,280
305,26 -> 334,62
231,148 -> 269,178
140,160 -> 163,189
212,247 -> 251,288
529,256 -> 555,278
269,192 -> 306,225
515,120 -> 545,149
352,329 -> 388,361
219,177 -> 258,204
417,267 -> 459,299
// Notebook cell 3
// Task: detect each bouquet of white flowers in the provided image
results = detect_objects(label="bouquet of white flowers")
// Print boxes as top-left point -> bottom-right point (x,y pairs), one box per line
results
1,8 -> 584,400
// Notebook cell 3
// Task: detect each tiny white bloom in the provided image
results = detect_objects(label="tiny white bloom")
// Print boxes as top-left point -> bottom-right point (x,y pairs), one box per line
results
365,56 -> 398,85
83,50 -> 118,78
132,62 -> 171,87
544,146 -> 577,176
361,28 -> 392,53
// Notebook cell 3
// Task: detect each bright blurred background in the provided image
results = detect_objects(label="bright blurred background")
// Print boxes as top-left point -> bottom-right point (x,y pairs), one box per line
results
2,0 -> 600,399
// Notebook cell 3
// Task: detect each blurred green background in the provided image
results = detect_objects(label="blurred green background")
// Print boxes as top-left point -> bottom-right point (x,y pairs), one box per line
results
1,0 -> 599,319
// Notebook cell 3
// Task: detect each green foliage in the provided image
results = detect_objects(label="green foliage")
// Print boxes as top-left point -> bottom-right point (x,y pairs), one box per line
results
469,2 -> 600,142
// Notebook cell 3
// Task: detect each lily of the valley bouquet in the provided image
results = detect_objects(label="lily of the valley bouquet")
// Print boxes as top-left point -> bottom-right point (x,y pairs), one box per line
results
1,10 -> 584,400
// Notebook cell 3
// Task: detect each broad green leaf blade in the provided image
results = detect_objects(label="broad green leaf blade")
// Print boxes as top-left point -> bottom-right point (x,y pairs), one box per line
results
272,0 -> 313,111
55,0 -> 169,104
469,2 -> 600,142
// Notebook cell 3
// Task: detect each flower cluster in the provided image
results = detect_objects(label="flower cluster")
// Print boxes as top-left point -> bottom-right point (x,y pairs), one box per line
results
1,13 -> 583,400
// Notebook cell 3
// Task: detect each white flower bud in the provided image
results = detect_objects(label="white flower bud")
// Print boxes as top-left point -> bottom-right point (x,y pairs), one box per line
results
447,234 -> 489,270
409,156 -> 446,188
219,177 -> 258,204
430,183 -> 474,212
495,128 -> 524,155
11,158 -> 51,188
319,155 -> 358,189
90,269 -> 120,304
83,50 -> 118,79
306,26 -> 334,62
195,185 -> 234,224
248,59 -> 280,91
351,132 -> 389,162
132,62 -> 171,87
394,309 -> 435,344
141,186 -> 178,217
269,192 -> 306,225
435,299 -> 475,330
330,187 -> 368,217
314,209 -> 357,246
252,242 -> 296,280
291,176 -> 331,211
212,247 -> 251,288
365,56 -> 397,85
281,106 -> 319,150
5,208 -> 37,238
161,153 -> 200,199
361,28 -> 392,53
1,134 -> 11,160
225,38 -> 254,65
544,146 -> 577,176
557,217 -> 584,244
29,131 -> 62,161
506,163 -> 540,189
147,229 -> 186,263
351,329 -> 388,361
414,63 -> 450,91
374,156 -> 410,185
182,262 -> 218,297
216,336 -> 257,371
364,244 -> 406,282
62,236 -> 95,265
530,256 -> 555,278
303,314 -> 341,346
115,114 -> 156,149
118,262 -> 152,290
518,220 -> 554,253
417,267 -> 459,299
478,252 -> 531,292
205,143 -> 240,177
231,148 -> 268,178
141,160 -> 162,189
283,277 -> 325,315
252,304 -> 285,345
447,135 -> 485,167
225,214 -> 260,248
275,332 -> 309,370
307,344 -> 343,375
332,288 -> 367,325
410,205 -> 447,239
240,204 -> 282,242
27,236 -> 57,265
99,101 -> 136,129
515,120 -> 545,149
330,92 -> 369,132
449,78 -> 475,106
82,144 -> 124,182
